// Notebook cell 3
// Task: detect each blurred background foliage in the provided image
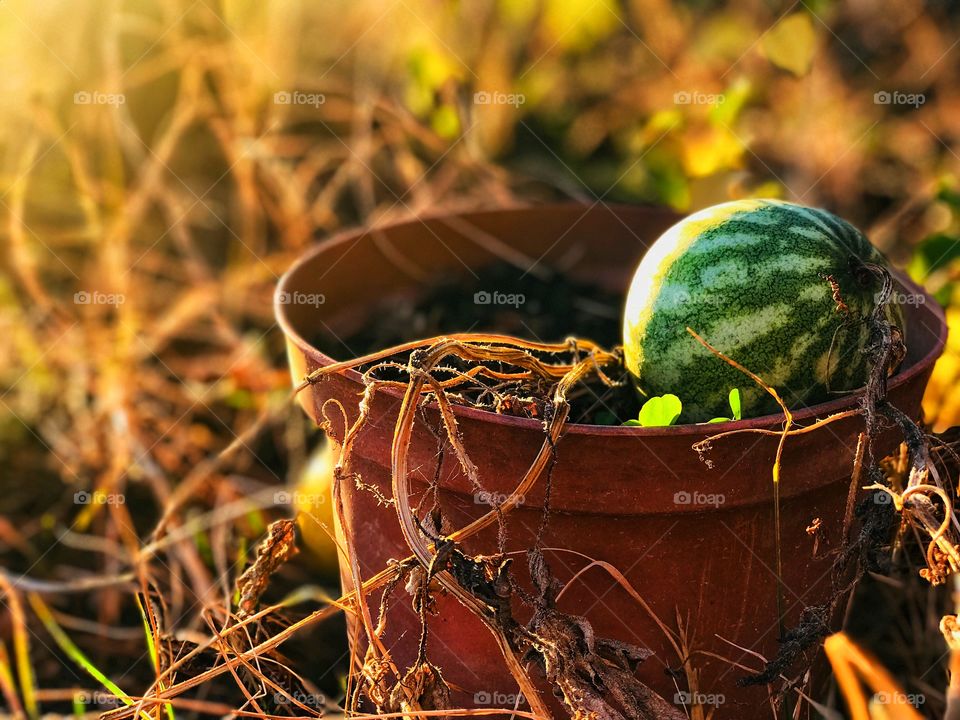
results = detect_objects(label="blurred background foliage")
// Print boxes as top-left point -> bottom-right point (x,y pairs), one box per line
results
1,0 -> 960,712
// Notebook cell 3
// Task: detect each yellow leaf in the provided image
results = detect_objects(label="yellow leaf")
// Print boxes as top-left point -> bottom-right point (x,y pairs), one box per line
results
761,12 -> 817,76
680,126 -> 744,178
431,104 -> 461,138
543,0 -> 619,52
498,0 -> 539,26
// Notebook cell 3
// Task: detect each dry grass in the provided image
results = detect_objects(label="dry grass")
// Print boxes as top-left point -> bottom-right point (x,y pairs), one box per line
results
2,0 -> 960,718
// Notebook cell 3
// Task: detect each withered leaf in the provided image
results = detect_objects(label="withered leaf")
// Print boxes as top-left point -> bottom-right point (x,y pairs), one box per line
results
235,519 -> 299,618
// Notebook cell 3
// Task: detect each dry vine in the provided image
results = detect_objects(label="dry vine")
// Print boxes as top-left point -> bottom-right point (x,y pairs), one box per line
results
297,334 -> 685,719
689,262 -> 960,708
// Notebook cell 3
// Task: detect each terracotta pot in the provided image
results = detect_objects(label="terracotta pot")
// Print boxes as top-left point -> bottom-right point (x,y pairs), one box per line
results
276,203 -> 947,718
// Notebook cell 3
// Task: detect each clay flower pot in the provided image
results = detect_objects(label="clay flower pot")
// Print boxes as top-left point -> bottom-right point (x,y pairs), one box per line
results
276,203 -> 947,718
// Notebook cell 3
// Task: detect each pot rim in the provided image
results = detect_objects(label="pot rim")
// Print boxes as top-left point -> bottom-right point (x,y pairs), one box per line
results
276,202 -> 948,438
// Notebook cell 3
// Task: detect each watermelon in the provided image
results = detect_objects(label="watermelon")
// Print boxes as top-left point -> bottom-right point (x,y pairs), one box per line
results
622,199 -> 906,423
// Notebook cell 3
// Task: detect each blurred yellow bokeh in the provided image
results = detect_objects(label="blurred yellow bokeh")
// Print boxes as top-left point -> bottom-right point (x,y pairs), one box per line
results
293,440 -> 340,578
923,304 -> 960,431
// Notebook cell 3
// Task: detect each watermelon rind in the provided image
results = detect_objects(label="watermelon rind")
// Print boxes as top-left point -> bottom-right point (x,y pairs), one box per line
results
622,199 -> 906,423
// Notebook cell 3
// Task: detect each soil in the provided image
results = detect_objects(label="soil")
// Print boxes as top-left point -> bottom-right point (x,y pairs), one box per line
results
317,262 -> 644,425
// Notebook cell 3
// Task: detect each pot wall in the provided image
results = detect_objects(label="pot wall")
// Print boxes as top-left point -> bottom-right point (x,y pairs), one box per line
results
278,203 -> 947,718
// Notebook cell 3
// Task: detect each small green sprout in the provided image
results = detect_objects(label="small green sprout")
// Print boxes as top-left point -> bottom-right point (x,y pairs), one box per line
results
622,389 -> 743,427
707,388 -> 742,423
624,394 -> 682,427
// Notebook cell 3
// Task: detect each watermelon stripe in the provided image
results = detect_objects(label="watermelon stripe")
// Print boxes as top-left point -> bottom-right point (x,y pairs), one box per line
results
623,199 -> 904,422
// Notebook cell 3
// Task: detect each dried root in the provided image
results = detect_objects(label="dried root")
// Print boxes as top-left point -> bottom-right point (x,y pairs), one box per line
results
522,549 -> 685,720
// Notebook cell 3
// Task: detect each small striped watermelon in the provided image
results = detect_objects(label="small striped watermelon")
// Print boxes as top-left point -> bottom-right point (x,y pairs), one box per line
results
622,199 -> 906,423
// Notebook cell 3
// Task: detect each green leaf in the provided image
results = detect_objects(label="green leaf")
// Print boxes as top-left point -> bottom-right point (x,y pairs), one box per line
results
936,185 -> 960,210
914,233 -> 960,281
909,233 -> 960,280
907,233 -> 959,305
709,77 -> 752,127
29,595 -> 151,720
728,388 -> 742,420
637,394 -> 682,427
135,596 -> 176,720
706,388 -> 742,423
623,419 -> 643,426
